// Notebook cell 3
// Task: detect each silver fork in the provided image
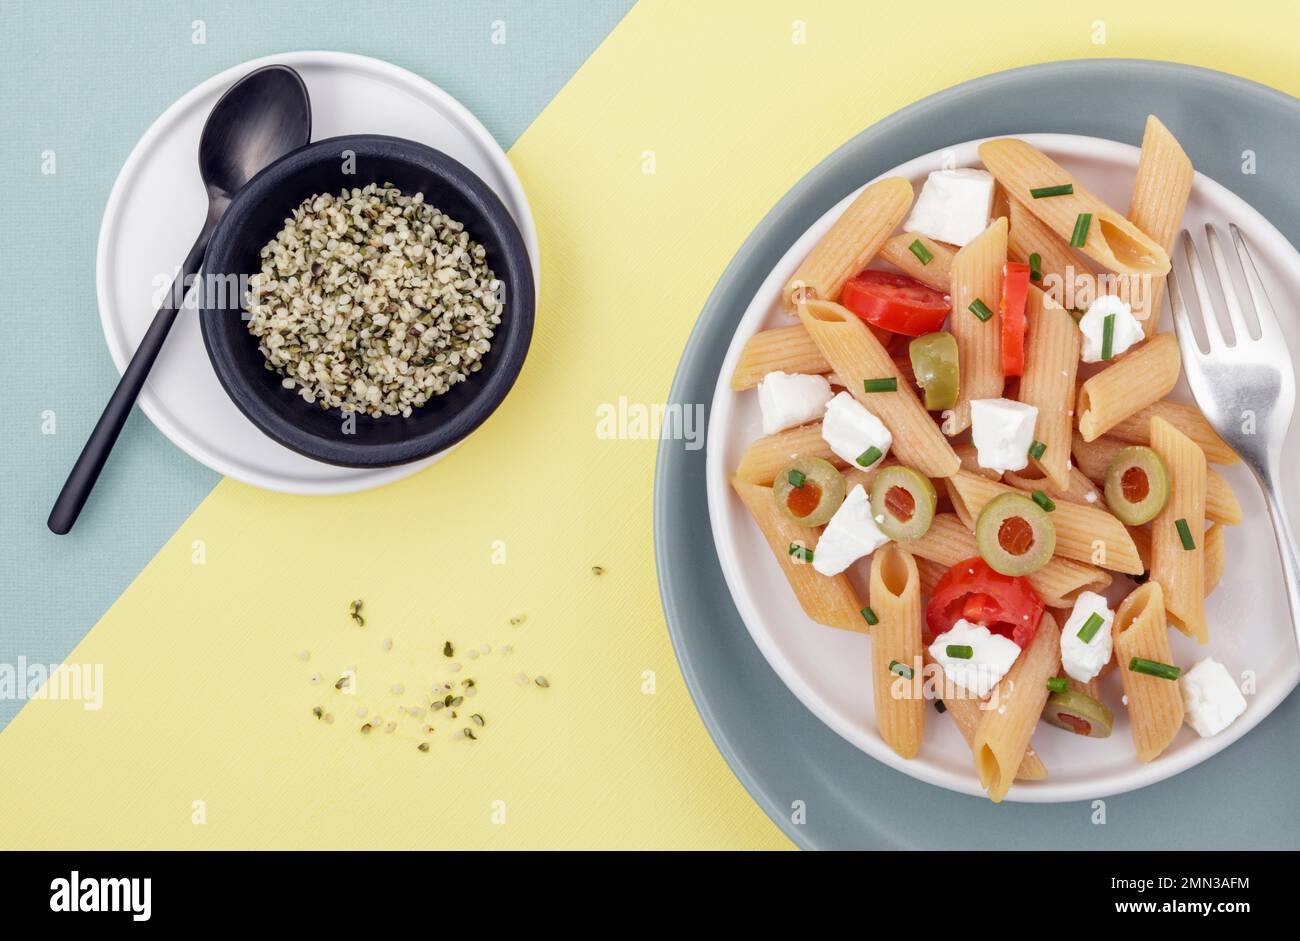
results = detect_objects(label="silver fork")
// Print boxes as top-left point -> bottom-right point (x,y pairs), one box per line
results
1168,224 -> 1300,652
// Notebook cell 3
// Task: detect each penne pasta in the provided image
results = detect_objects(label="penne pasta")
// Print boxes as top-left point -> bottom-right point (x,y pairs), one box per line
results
1102,397 -> 1238,465
878,232 -> 954,292
1204,523 -> 1225,594
1128,115 -> 1194,334
1114,582 -> 1184,762
782,177 -> 914,310
869,545 -> 925,758
947,217 -> 1008,432
902,513 -> 1111,607
943,470 -> 1144,574
736,422 -> 844,484
1076,332 -> 1181,442
731,325 -> 829,390
730,476 -> 866,632
973,612 -> 1061,802
797,299 -> 961,478
1007,196 -> 1085,301
1003,464 -> 1100,507
923,649 -> 1048,781
1017,289 -> 1081,489
1149,416 -> 1208,643
1070,432 -> 1241,525
978,138 -> 1171,278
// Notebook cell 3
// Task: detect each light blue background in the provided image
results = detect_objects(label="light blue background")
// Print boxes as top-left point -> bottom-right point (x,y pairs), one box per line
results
0,0 -> 633,729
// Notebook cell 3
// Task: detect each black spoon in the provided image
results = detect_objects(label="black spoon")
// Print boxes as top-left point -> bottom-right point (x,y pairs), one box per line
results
48,65 -> 312,535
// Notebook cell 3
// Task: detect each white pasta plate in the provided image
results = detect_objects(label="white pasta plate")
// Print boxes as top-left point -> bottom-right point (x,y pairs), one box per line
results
705,133 -> 1300,802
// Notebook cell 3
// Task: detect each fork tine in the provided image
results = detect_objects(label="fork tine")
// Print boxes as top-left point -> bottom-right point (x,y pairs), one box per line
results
1229,223 -> 1281,343
1166,257 -> 1206,362
1204,224 -> 1252,344
1178,230 -> 1224,350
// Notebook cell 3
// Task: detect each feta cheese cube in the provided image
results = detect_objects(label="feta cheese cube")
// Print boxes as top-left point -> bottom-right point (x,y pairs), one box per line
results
903,168 -> 996,247
757,371 -> 833,435
812,484 -> 889,576
1079,295 -> 1145,363
821,392 -> 892,469
928,618 -> 1022,698
970,398 -> 1039,473
1059,591 -> 1114,682
1180,657 -> 1247,738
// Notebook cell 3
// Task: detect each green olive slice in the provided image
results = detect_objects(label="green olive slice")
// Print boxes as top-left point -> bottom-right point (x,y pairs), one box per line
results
772,458 -> 846,526
1103,446 -> 1170,525
975,492 -> 1056,576
869,466 -> 937,541
1042,689 -> 1114,738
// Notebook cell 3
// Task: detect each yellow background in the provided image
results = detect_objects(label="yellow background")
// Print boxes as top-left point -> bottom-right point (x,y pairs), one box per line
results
3,0 -> 1299,849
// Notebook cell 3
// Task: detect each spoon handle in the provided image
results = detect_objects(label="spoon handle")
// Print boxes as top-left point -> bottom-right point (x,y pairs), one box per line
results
48,226 -> 213,535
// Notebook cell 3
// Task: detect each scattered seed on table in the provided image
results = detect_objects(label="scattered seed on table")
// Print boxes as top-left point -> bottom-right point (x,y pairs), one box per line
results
310,673 -> 322,685
312,706 -> 323,719
471,714 -> 485,727
465,686 -> 478,698
501,645 -> 513,656
297,650 -> 311,662
534,676 -> 550,689
467,649 -> 479,660
592,565 -> 605,576
463,728 -> 477,740
385,722 -> 396,733
448,662 -> 462,673
357,707 -> 368,718
431,701 -> 445,712
349,600 -> 365,628
515,672 -> 529,686
422,725 -> 435,735
509,615 -> 526,627
382,638 -> 392,652
334,675 -> 350,691
361,723 -> 372,734
479,644 -> 491,655
323,713 -> 334,724
443,641 -> 455,657
417,742 -> 430,752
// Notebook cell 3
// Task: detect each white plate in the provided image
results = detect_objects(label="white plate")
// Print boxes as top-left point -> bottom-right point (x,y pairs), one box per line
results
706,133 -> 1300,802
97,51 -> 540,494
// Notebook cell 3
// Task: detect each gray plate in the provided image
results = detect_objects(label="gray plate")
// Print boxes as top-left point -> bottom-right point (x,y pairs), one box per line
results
654,59 -> 1300,850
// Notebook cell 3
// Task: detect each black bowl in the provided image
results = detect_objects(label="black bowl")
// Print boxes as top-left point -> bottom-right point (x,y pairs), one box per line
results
200,134 -> 535,467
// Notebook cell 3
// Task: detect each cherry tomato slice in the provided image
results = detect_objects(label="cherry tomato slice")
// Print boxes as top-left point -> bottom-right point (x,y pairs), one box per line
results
840,270 -> 950,337
1000,262 -> 1030,377
925,557 -> 1044,648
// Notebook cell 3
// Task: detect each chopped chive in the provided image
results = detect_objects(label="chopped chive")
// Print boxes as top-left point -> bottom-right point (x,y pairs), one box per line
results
1029,439 -> 1047,461
787,468 -> 806,488
1028,252 -> 1042,282
945,644 -> 974,660
1129,657 -> 1181,681
1175,518 -> 1196,550
1031,490 -> 1056,513
1046,677 -> 1069,694
788,543 -> 813,563
934,700 -> 947,714
861,606 -> 879,626
968,298 -> 994,322
1030,183 -> 1074,199
856,446 -> 883,468
1070,212 -> 1092,248
1101,312 -> 1116,360
863,377 -> 898,393
888,660 -> 914,679
1076,612 -> 1105,643
908,238 -> 934,265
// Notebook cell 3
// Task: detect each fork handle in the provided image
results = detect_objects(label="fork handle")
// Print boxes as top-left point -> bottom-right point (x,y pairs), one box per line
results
1257,462 -> 1300,654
